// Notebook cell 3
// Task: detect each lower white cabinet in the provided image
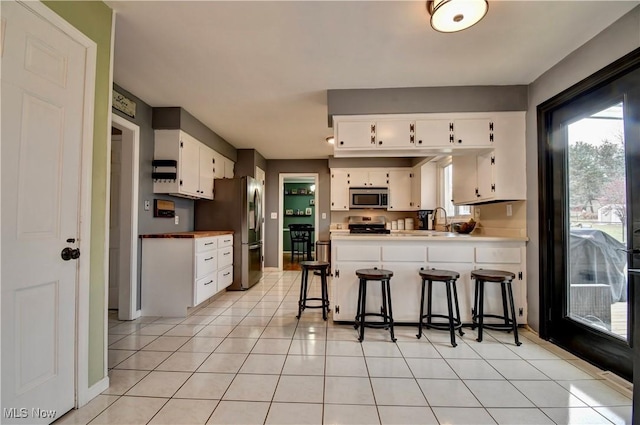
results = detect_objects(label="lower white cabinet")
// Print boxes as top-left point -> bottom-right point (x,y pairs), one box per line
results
331,237 -> 527,324
141,233 -> 234,317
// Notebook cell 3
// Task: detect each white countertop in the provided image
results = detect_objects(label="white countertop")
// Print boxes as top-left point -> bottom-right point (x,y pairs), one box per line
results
330,230 -> 528,242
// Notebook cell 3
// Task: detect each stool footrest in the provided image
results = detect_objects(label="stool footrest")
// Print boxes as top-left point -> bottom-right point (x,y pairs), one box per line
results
420,314 -> 463,331
355,313 -> 392,329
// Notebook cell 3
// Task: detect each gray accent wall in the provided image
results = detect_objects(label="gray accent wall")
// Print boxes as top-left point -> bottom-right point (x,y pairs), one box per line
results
265,159 -> 331,267
526,7 -> 640,332
236,149 -> 268,178
327,85 -> 528,126
327,157 -> 415,169
152,107 -> 237,161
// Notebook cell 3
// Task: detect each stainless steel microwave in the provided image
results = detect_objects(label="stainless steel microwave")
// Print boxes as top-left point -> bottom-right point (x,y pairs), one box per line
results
349,187 -> 389,209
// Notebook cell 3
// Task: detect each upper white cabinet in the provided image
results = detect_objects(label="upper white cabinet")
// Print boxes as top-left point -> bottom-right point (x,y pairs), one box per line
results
330,169 -> 350,211
387,170 -> 412,210
333,112 -> 519,157
411,162 -> 437,210
223,157 -> 235,179
451,112 -> 526,205
212,150 -> 225,179
348,170 -> 388,187
153,130 -> 215,200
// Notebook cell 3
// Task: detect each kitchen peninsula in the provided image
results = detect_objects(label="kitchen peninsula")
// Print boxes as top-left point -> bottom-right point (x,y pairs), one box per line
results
140,231 -> 234,317
330,231 -> 528,325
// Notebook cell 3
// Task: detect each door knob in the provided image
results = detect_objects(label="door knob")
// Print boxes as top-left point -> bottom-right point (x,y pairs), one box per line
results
61,247 -> 81,261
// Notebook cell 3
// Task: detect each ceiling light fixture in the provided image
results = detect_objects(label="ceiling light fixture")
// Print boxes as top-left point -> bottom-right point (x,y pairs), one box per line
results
426,0 -> 488,33
326,136 -> 335,144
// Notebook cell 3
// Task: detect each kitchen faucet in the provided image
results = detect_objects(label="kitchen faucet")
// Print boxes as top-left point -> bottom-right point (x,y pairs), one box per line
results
433,207 -> 449,232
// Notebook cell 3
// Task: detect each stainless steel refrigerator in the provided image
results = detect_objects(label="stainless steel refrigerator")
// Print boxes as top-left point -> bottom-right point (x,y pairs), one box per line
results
195,176 -> 262,290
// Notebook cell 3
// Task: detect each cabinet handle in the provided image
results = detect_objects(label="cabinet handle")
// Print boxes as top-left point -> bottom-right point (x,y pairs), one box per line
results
204,280 -> 213,286
340,141 -> 344,145
223,272 -> 231,277
378,140 -> 383,145
224,239 -> 231,243
204,242 -> 214,246
223,252 -> 230,255
418,140 -> 422,144
204,257 -> 214,261
458,139 -> 462,144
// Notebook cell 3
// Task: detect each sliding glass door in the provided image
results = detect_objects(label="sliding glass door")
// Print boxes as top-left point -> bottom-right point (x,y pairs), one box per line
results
540,51 -> 640,380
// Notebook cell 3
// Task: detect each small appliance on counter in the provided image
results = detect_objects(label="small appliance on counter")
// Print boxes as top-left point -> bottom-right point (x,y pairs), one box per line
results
348,216 -> 390,234
417,210 -> 435,230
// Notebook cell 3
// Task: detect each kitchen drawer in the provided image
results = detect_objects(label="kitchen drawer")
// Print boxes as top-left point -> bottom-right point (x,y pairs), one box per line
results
194,272 -> 217,306
218,234 -> 233,248
196,251 -> 217,278
382,245 -> 426,263
218,265 -> 233,290
336,245 -> 380,262
218,246 -> 233,268
427,246 -> 474,263
196,237 -> 217,253
475,247 -> 521,264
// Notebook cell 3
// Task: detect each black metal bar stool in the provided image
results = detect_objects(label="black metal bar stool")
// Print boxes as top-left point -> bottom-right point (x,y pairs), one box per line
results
296,261 -> 330,320
354,268 -> 396,342
471,269 -> 521,346
416,268 -> 464,347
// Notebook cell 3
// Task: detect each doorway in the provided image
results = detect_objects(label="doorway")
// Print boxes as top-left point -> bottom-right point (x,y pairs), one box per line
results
539,50 -> 640,380
109,114 -> 140,321
278,174 -> 319,271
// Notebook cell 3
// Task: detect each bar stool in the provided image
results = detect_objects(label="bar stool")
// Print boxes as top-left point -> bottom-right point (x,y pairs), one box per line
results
296,261 -> 330,320
416,268 -> 464,347
354,268 -> 396,342
471,269 -> 521,346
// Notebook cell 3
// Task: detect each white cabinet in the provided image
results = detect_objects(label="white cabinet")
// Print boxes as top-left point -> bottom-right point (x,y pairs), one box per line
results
223,157 -> 235,179
375,120 -> 414,148
335,121 -> 375,149
153,130 -> 214,200
411,162 -> 437,210
451,112 -> 526,205
331,237 -> 527,324
414,119 -> 452,147
451,118 -> 493,146
387,170 -> 412,211
212,150 -> 225,179
348,169 -> 388,187
141,233 -> 234,317
330,169 -> 350,211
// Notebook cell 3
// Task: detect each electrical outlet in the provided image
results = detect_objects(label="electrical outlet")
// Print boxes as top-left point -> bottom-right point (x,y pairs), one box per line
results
506,204 -> 513,217
174,215 -> 179,225
144,200 -> 150,211
474,207 -> 481,220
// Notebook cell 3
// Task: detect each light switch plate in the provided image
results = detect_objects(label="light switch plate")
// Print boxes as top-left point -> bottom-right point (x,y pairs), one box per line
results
175,215 -> 180,225
322,213 -> 327,219
271,212 -> 277,219
506,204 -> 513,217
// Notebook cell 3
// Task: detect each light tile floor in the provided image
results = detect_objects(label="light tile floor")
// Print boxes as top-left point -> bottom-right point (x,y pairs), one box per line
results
55,271 -> 632,425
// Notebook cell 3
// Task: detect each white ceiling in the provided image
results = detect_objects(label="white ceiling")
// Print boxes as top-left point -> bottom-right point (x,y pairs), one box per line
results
107,1 -> 638,160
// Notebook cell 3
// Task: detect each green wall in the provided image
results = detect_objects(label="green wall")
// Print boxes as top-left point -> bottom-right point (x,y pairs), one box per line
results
283,183 -> 315,252
43,0 -> 113,387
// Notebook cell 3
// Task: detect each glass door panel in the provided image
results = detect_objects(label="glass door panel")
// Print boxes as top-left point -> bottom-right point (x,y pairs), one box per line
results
566,103 -> 628,339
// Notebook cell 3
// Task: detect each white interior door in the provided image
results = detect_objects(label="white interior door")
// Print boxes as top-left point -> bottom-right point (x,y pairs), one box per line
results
1,2 -> 88,421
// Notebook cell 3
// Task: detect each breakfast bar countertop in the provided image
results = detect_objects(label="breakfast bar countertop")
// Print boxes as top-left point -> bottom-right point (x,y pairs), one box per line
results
330,231 -> 528,242
140,230 -> 234,238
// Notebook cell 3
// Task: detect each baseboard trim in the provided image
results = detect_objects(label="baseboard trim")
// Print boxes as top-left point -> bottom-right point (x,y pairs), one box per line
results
79,375 -> 109,407
264,267 -> 280,272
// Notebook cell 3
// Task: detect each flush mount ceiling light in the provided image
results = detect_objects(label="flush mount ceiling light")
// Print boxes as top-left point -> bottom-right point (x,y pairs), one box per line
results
326,136 -> 335,144
426,0 -> 488,33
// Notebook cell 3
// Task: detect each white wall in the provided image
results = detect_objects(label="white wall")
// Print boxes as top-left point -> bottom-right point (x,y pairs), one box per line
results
525,7 -> 640,331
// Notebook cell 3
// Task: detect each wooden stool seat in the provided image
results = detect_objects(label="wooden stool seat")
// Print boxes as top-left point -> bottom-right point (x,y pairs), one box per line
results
296,261 -> 330,320
471,269 -> 521,346
354,268 -> 396,342
417,268 -> 464,347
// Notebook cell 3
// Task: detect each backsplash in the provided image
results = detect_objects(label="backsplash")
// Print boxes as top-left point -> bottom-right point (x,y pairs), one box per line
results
331,210 -> 422,229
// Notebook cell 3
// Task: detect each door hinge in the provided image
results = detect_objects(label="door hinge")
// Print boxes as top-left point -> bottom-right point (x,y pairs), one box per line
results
179,179 -> 183,186
491,156 -> 495,165
518,271 -> 523,280
489,122 -> 494,131
491,184 -> 496,192
449,122 -> 454,131
335,305 -> 340,314
518,308 -> 523,317
180,141 -> 183,148
449,134 -> 454,143
489,133 -> 494,142
335,269 -> 340,278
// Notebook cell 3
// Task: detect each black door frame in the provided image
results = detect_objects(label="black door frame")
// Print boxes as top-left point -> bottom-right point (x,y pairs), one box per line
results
538,47 -> 640,381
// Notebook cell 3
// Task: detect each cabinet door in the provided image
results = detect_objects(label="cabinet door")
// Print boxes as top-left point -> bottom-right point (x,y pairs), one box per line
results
223,157 -> 235,178
332,261 -> 381,322
451,155 -> 479,205
412,162 -> 437,210
212,150 -> 225,179
476,152 -> 494,201
368,170 -> 389,187
376,120 -> 413,148
387,170 -> 412,211
336,121 -> 375,149
330,170 -> 350,210
199,145 -> 215,199
423,262 -> 475,322
348,170 -> 370,187
453,119 -> 492,146
382,263 -> 426,322
179,135 -> 200,197
415,119 -> 452,147
474,263 -> 526,324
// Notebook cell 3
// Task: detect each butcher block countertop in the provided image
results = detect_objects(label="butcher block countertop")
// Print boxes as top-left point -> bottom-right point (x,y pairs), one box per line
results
140,230 -> 234,239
